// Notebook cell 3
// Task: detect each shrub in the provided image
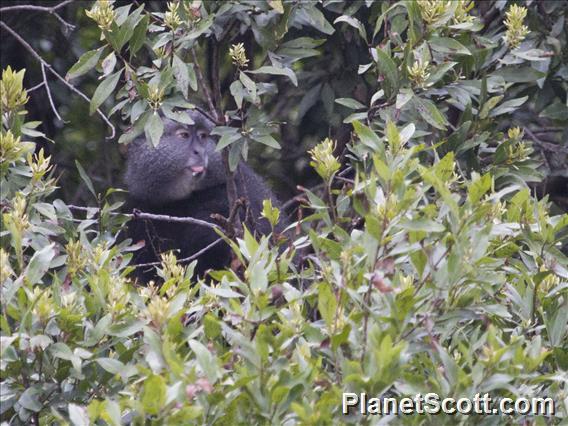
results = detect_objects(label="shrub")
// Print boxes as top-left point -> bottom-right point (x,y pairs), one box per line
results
1,1 -> 567,424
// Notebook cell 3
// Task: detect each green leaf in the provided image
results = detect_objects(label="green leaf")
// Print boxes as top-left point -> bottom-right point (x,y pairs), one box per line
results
492,66 -> 546,83
335,98 -> 366,110
412,96 -> 448,130
187,63 -> 198,91
374,47 -> 399,98
297,5 -> 334,35
352,120 -> 385,156
428,37 -> 471,56
317,282 -> 337,329
89,69 -> 122,115
96,358 -> 125,375
75,160 -> 96,198
18,388 -> 42,412
489,96 -> 528,117
172,54 -> 190,99
66,48 -> 104,80
479,95 -> 503,119
141,375 -> 166,416
468,173 -> 492,204
230,80 -> 244,109
248,66 -> 298,87
144,112 -> 164,148
399,219 -> 445,232
130,14 -> 149,56
239,71 -> 257,102
215,128 -> 241,151
24,244 -> 55,284
68,404 -> 89,426
113,5 -> 144,51
385,120 -> 400,150
162,106 -> 194,125
118,110 -> 150,144
189,340 -> 218,383
203,313 -> 222,339
251,134 -> 281,149
101,52 -> 117,77
268,0 -> 284,13
334,15 -> 367,41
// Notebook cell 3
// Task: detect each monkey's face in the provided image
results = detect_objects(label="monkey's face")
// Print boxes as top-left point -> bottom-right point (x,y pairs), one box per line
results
125,111 -> 218,204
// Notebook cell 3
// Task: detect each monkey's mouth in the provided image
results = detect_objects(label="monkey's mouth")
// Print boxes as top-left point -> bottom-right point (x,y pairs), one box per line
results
190,165 -> 206,177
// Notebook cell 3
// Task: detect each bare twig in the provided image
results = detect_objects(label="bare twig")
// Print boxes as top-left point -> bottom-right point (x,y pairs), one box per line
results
133,238 -> 224,268
0,0 -> 73,12
66,204 -> 220,230
28,81 -> 46,93
67,204 -> 221,229
524,127 -> 568,154
132,209 -> 220,230
0,0 -> 76,32
40,63 -> 64,122
193,105 -> 218,125
0,21 -> 116,139
191,46 -> 219,123
210,39 -> 222,113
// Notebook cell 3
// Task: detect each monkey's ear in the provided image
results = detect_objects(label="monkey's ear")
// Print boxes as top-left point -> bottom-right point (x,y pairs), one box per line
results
118,142 -> 129,157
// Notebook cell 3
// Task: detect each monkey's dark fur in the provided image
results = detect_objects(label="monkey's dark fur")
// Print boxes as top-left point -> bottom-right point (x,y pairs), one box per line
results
125,110 -> 283,280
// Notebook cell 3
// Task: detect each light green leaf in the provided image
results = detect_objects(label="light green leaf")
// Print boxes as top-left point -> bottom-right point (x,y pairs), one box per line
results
318,282 -> 336,329
101,52 -> 117,77
69,404 -> 89,426
189,340 -> 218,382
24,244 -> 55,285
335,98 -> 366,110
141,375 -> 166,416
352,120 -> 385,156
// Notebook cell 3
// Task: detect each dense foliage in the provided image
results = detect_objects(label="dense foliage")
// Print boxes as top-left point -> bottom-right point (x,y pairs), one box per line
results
1,0 -> 567,424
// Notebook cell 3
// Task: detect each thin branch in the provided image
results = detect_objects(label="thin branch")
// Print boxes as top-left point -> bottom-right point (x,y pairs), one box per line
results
210,39 -> 222,113
0,0 -> 76,32
0,0 -> 74,12
40,63 -> 64,122
524,127 -> 568,154
66,204 -> 220,230
133,238 -> 224,268
191,46 -> 219,123
132,209 -> 220,230
0,21 -> 116,139
193,105 -> 218,125
28,81 -> 45,93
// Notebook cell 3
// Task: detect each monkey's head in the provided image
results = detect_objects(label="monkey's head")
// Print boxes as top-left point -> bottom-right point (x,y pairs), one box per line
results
125,110 -> 223,204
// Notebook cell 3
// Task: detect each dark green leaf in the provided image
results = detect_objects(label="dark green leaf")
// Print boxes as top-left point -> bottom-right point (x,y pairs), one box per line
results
89,69 -> 122,115
144,112 -> 164,148
66,48 -> 104,80
75,160 -> 96,198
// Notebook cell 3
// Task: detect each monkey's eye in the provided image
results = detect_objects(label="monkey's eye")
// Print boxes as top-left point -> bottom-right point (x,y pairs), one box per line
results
176,129 -> 191,139
196,130 -> 208,141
